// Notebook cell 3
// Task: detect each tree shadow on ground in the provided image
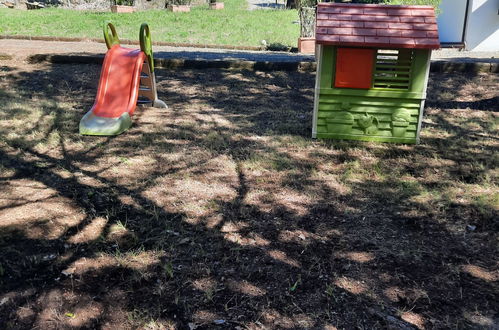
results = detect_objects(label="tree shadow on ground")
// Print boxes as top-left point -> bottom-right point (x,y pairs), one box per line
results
0,62 -> 498,329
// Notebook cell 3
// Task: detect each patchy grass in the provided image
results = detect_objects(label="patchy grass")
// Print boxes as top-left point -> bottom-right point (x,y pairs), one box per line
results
0,60 -> 498,329
0,0 -> 299,47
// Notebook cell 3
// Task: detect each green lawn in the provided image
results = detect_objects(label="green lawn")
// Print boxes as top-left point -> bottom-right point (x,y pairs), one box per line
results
0,0 -> 299,47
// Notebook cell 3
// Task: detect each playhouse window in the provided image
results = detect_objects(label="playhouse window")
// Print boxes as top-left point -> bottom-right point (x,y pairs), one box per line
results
373,49 -> 413,90
334,48 -> 375,89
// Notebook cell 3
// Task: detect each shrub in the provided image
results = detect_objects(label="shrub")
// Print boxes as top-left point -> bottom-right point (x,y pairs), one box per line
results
168,0 -> 191,5
112,0 -> 134,5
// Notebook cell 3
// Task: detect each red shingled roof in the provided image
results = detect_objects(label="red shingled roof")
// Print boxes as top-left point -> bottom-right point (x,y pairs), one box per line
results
315,3 -> 440,49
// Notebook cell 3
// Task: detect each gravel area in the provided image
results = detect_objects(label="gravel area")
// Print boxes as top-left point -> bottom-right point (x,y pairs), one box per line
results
432,48 -> 499,63
0,39 -> 315,62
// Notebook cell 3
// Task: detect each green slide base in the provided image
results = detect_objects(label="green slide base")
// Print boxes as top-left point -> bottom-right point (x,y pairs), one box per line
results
79,111 -> 132,136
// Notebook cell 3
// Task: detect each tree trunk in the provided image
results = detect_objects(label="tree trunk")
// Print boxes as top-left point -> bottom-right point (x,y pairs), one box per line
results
300,6 -> 316,38
286,0 -> 296,9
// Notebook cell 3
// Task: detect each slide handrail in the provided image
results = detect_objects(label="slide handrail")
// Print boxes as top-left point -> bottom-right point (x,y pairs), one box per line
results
140,23 -> 154,73
104,21 -> 120,50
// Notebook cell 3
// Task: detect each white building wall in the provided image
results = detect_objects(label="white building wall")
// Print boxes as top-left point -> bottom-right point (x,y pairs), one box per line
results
465,0 -> 499,51
437,0 -> 468,43
437,0 -> 499,51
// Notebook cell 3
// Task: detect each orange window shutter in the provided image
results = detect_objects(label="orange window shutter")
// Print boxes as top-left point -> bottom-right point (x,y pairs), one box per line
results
334,48 -> 375,89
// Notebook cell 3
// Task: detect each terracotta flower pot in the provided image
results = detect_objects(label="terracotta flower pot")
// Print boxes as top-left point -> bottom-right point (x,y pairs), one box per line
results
167,4 -> 190,12
111,5 -> 135,13
298,37 -> 315,54
209,2 -> 224,9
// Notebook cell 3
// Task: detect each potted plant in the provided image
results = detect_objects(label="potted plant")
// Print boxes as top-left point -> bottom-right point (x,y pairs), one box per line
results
289,0 -> 330,53
298,4 -> 315,54
391,109 -> 412,137
167,0 -> 191,12
209,0 -> 224,10
25,1 -> 45,10
111,0 -> 135,13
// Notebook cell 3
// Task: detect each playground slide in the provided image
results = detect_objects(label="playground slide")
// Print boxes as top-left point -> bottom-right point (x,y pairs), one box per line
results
79,45 -> 145,135
79,22 -> 166,136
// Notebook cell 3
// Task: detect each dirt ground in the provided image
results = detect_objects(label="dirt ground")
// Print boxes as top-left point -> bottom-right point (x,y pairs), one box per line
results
0,58 -> 498,329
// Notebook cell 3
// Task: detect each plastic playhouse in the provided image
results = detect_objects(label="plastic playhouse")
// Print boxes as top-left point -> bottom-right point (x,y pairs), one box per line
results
80,22 -> 167,136
312,3 -> 440,144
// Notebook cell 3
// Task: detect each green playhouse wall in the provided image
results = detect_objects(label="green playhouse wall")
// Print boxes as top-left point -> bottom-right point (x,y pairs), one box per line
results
314,46 -> 431,144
